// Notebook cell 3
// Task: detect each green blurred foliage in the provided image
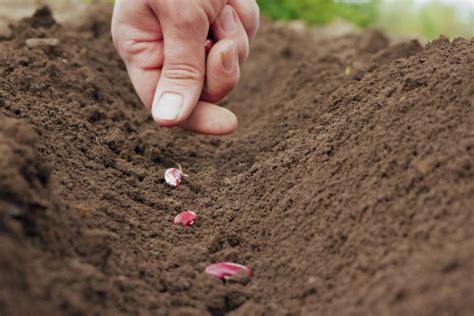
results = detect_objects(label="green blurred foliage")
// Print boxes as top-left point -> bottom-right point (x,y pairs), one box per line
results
376,0 -> 474,39
257,0 -> 380,27
257,0 -> 473,39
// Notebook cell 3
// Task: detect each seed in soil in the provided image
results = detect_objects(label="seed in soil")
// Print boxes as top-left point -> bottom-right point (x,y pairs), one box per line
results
173,210 -> 197,227
164,164 -> 187,188
205,262 -> 253,280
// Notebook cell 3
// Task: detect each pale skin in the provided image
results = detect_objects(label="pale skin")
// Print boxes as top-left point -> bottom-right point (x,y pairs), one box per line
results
111,0 -> 260,135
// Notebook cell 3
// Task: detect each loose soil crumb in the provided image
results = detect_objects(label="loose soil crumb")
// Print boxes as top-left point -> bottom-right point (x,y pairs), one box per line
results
0,6 -> 473,316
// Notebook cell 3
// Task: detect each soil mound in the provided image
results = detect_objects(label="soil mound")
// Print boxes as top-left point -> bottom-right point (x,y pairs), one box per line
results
0,7 -> 473,316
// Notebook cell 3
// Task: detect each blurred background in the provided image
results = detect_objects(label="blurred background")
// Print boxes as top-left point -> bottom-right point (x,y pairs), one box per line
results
258,0 -> 473,39
0,0 -> 473,40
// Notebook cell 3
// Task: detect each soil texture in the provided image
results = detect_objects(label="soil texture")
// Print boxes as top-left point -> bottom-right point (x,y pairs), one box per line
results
0,6 -> 473,316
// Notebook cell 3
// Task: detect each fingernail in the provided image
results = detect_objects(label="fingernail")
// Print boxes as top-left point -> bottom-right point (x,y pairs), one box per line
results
152,93 -> 183,121
220,7 -> 237,33
221,43 -> 237,71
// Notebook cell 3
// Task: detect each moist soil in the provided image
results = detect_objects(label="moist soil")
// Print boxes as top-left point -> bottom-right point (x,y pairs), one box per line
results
1,6 -> 473,316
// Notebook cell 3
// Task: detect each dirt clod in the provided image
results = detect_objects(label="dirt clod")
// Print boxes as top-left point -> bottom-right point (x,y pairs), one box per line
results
25,37 -> 59,48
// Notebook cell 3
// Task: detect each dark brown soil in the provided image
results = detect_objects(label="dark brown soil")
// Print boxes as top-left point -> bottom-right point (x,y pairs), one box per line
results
1,6 -> 473,316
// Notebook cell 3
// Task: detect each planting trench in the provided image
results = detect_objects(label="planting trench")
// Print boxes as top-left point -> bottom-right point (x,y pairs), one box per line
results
0,6 -> 473,316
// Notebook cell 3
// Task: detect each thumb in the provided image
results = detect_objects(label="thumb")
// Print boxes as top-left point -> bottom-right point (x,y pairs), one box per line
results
151,8 -> 208,127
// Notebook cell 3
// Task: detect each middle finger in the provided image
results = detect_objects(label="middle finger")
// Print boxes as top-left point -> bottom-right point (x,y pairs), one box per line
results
211,5 -> 250,64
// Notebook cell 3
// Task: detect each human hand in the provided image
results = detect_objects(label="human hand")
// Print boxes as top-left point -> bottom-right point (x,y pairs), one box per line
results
111,0 -> 259,135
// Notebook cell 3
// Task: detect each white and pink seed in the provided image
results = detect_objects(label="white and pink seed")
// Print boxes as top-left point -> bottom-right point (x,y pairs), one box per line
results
205,262 -> 253,280
164,168 -> 183,188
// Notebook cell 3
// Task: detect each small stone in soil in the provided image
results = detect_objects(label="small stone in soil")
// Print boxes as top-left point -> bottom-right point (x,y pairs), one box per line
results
226,270 -> 251,285
25,38 -> 59,48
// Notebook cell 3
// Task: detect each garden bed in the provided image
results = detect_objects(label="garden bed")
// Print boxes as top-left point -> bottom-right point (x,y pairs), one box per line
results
0,6 -> 473,316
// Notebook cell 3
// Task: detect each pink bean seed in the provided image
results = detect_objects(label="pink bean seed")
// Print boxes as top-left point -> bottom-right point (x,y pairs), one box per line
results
173,210 -> 198,227
205,262 -> 253,280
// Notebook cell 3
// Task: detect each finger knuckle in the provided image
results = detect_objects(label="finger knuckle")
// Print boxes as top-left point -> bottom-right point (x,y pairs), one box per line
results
236,0 -> 259,19
164,63 -> 204,83
114,40 -> 142,64
202,0 -> 227,22
170,5 -> 207,29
